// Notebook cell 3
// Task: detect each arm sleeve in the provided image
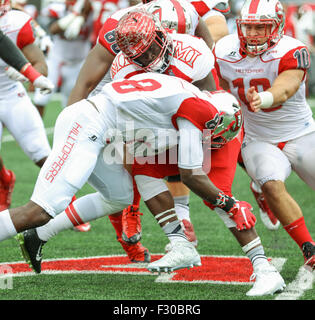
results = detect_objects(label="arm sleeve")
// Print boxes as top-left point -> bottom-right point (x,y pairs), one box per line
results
176,117 -> 204,169
0,30 -> 29,71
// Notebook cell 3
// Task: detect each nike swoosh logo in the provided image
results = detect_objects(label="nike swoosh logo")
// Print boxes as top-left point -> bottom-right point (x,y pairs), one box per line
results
36,247 -> 42,261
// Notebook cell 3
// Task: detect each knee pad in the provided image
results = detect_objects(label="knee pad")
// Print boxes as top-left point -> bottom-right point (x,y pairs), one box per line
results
134,175 -> 169,201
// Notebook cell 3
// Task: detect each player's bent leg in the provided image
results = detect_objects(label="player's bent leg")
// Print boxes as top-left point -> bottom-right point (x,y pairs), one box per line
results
261,180 -> 303,225
18,192 -> 132,273
213,206 -> 285,296
17,150 -> 135,273
136,176 -> 201,273
249,180 -> 280,231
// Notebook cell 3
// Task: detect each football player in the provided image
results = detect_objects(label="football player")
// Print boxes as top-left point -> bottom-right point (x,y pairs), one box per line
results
108,8 -> 216,250
66,0 -> 227,259
214,0 -> 315,270
0,29 -> 54,91
32,0 -> 94,118
16,2 -> 217,265
0,73 -> 231,266
0,0 -> 53,210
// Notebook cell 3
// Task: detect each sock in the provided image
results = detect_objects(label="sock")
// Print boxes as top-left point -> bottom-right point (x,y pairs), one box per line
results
284,216 -> 314,249
132,177 -> 141,207
0,209 -> 17,241
0,166 -> 12,184
37,210 -> 74,242
174,195 -> 190,221
162,220 -> 188,244
37,193 -> 118,241
242,237 -> 269,271
246,245 -> 269,270
108,214 -> 123,239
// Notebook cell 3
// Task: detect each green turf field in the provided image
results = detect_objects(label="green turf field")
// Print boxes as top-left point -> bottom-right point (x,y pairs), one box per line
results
0,96 -> 314,303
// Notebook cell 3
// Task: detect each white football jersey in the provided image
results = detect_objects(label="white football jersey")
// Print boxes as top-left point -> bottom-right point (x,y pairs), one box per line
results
215,34 -> 315,143
0,9 -> 35,95
88,72 -> 219,156
111,32 -> 214,83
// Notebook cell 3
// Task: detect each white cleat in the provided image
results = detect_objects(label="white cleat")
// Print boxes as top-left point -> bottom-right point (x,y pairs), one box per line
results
148,241 -> 201,274
246,264 -> 286,297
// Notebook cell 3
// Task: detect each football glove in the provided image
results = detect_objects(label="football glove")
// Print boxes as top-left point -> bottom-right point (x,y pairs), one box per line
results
64,16 -> 85,40
5,66 -> 28,82
227,201 -> 256,231
33,75 -> 54,95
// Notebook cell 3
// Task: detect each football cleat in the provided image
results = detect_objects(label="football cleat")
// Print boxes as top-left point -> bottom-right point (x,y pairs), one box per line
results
165,219 -> 198,252
250,181 -> 280,231
0,169 -> 16,211
246,264 -> 286,296
148,241 -> 201,274
122,205 -> 143,244
73,222 -> 91,232
15,228 -> 46,274
302,241 -> 315,271
118,238 -> 151,263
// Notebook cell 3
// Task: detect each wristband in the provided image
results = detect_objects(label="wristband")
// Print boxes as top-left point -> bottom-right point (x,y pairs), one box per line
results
214,191 -> 235,212
20,63 -> 41,83
258,91 -> 274,109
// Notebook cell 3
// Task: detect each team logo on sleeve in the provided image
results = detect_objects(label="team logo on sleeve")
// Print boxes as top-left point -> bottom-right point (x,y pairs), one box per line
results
173,40 -> 202,68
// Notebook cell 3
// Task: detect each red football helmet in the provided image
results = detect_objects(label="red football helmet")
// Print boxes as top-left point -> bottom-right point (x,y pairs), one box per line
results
115,8 -> 173,73
236,0 -> 285,55
0,0 -> 10,16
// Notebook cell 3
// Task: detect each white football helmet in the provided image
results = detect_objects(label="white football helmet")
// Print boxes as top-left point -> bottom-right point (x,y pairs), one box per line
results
115,8 -> 174,73
236,0 -> 285,55
143,0 -> 195,35
203,91 -> 243,149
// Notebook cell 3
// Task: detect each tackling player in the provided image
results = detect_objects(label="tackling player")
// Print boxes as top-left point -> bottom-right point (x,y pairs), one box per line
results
0,73 -> 236,271
66,0 -> 226,259
14,72 -> 285,296
214,0 -> 315,270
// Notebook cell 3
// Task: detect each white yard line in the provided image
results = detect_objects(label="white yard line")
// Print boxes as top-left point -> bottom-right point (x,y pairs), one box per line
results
275,267 -> 314,300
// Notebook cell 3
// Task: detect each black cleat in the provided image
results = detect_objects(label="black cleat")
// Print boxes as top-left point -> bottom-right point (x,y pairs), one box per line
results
15,229 -> 46,274
302,241 -> 315,271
